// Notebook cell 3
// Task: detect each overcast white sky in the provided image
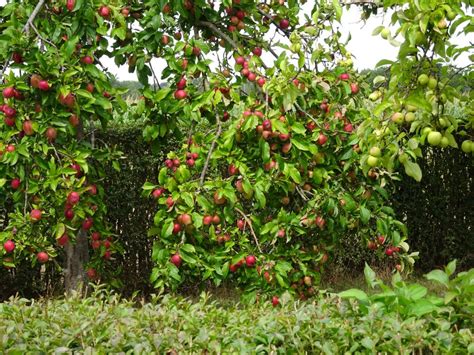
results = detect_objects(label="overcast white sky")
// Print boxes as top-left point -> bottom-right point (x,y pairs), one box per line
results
1,1 -> 471,81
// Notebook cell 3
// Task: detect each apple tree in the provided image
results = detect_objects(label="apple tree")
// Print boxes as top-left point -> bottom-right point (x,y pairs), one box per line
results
0,0 -> 125,291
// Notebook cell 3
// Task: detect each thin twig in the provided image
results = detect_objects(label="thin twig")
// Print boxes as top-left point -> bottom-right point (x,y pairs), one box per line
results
149,62 -> 161,89
30,23 -> 57,49
199,113 -> 222,187
235,208 -> 262,253
296,186 -> 310,201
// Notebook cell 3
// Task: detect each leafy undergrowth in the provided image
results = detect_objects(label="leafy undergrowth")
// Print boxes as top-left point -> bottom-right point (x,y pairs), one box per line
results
0,262 -> 472,353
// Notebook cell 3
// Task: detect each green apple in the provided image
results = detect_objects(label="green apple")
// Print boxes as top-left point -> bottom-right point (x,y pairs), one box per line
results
440,136 -> 449,148
418,74 -> 429,86
391,112 -> 404,124
404,112 -> 416,122
380,28 -> 390,39
438,118 -> 449,127
367,155 -> 379,167
406,105 -> 417,112
422,127 -> 433,135
428,77 -> 438,89
427,131 -> 442,146
461,140 -> 472,153
369,146 -> 382,157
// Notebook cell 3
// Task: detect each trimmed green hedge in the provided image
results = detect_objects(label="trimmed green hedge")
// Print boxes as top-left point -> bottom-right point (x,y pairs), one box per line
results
1,264 -> 472,353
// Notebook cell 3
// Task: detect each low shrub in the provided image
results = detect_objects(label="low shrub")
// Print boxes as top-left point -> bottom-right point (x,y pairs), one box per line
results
1,262 -> 471,353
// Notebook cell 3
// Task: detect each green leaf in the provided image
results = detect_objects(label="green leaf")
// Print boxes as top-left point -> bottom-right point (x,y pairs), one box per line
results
291,137 -> 309,151
445,260 -> 456,277
425,270 -> 449,287
338,289 -> 369,302
403,161 -> 422,182
364,263 -> 378,289
360,206 -> 371,225
332,0 -> 342,21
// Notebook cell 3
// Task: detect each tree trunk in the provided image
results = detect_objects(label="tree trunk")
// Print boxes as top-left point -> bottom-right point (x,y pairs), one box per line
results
64,229 -> 89,295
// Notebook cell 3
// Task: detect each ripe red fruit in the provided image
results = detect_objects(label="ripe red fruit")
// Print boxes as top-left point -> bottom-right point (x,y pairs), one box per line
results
223,112 -> 230,121
38,80 -> 50,91
192,46 -> 201,56
174,89 -> 187,100
262,119 -> 272,131
279,19 -> 290,29
203,215 -> 213,225
69,114 -> 80,127
3,240 -> 15,253
91,240 -> 101,249
257,77 -> 266,87
87,268 -> 97,279
385,248 -> 394,256
88,184 -> 98,195
317,133 -> 328,145
343,123 -> 353,133
4,117 -> 15,126
66,0 -> 75,11
272,296 -> 280,307
59,93 -> 75,108
241,68 -> 250,77
350,82 -> 359,94
213,191 -> 226,205
11,178 -> 20,190
67,191 -> 80,205
229,264 -> 238,273
247,72 -> 256,82
173,158 -> 180,166
277,229 -> 285,238
212,215 -> 220,225
6,144 -> 15,152
339,73 -> 350,81
368,241 -> 377,250
165,159 -> 174,168
166,196 -> 174,209
37,252 -> 49,264
64,209 -> 74,220
181,214 -> 192,225
103,250 -> 111,260
236,56 -> 245,65
191,152 -> 199,160
91,232 -> 101,241
46,127 -> 57,142
377,235 -> 386,244
98,5 -> 111,18
228,164 -> 239,176
161,35 -> 170,45
315,216 -> 326,229
186,158 -> 195,167
252,47 -> 262,56
3,87 -> 16,99
237,219 -> 245,230
177,77 -> 187,89
3,105 -> 16,118
236,10 -> 245,20
245,255 -> 256,267
81,56 -> 94,65
103,240 -> 111,249
152,188 -> 163,199
70,163 -> 82,177
30,209 -> 42,222
22,120 -> 34,136
57,233 -> 69,246
170,253 -> 182,267
82,217 -> 94,230
12,52 -> 23,63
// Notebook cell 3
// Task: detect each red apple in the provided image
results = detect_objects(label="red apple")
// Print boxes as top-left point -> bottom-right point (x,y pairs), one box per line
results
3,240 -> 15,253
57,233 -> 69,246
339,73 -> 350,81
69,114 -> 80,127
203,215 -> 213,225
166,196 -> 174,209
81,56 -> 94,65
279,19 -> 290,29
257,77 -> 266,87
45,127 -> 57,142
212,215 -> 220,225
152,188 -> 164,199
11,178 -> 20,190
272,296 -> 280,306
87,268 -> 97,279
170,253 -> 182,267
237,219 -> 245,230
91,240 -> 101,249
22,120 -> 34,135
181,213 -> 192,225
98,5 -> 111,18
38,80 -> 50,91
177,77 -> 187,89
66,0 -> 75,11
3,87 -> 16,99
245,255 -> 256,267
317,132 -> 328,145
82,217 -> 93,230
64,209 -> 74,220
174,89 -> 187,100
30,209 -> 42,222
252,47 -> 262,56
277,229 -> 285,238
350,82 -> 359,94
67,191 -> 80,205
37,252 -> 49,263
12,52 -> 23,63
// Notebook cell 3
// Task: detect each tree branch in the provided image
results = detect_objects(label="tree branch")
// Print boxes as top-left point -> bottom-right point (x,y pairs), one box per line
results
199,113 -> 222,187
235,208 -> 262,253
198,21 -> 240,50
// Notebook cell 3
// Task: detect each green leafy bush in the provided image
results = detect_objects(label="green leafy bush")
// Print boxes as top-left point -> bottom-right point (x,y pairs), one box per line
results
1,263 -> 472,353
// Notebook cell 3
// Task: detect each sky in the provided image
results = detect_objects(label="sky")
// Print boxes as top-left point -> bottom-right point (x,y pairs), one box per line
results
1,1 -> 472,81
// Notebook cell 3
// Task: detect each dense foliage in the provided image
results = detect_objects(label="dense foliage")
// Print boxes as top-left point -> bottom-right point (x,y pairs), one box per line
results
0,0 -> 472,296
1,262 -> 472,353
